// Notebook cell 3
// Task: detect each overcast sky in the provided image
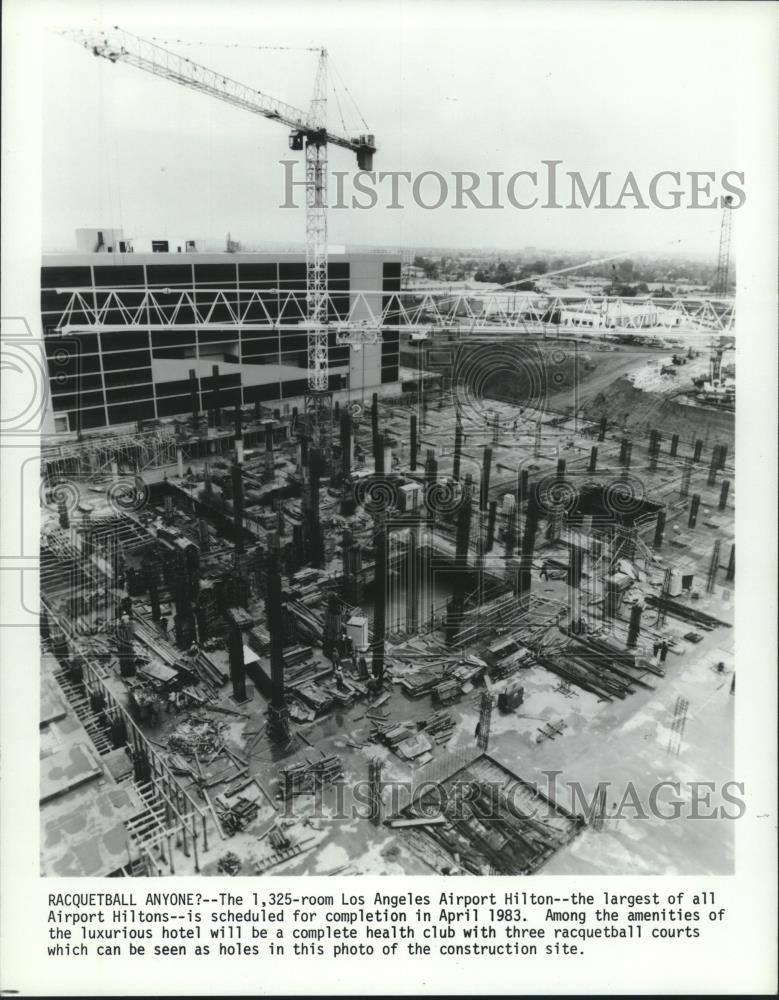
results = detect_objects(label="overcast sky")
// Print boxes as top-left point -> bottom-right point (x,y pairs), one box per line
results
42,0 -> 752,256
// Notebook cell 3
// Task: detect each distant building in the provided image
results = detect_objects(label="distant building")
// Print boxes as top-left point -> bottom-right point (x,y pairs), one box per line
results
41,231 -> 401,433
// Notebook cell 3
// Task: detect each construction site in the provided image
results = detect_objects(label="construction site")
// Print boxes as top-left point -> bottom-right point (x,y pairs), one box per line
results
38,28 -> 736,879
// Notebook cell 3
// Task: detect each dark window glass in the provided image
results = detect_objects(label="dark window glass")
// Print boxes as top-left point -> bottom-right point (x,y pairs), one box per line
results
281,378 -> 307,399
103,368 -> 152,388
47,352 -> 101,375
156,395 -> 191,417
79,406 -> 108,429
52,390 -> 105,411
101,350 -> 151,371
93,265 -> 145,287
145,264 -> 193,286
194,263 -> 237,286
152,346 -> 198,360
238,263 -> 277,286
150,330 -> 196,348
197,329 -> 240,346
100,331 -> 150,353
243,382 -> 281,404
155,379 -> 192,398
105,383 -> 154,404
108,399 -> 155,423
40,266 -> 92,289
50,373 -> 102,395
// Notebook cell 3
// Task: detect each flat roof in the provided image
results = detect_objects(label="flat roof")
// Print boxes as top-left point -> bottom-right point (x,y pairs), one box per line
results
42,250 -> 401,267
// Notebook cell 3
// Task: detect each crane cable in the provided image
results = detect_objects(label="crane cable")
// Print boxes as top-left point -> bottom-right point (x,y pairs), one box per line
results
329,57 -> 370,131
497,230 -> 724,290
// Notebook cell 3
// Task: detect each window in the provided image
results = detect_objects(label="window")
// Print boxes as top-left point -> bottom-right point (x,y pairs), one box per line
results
54,415 -> 69,433
151,240 -> 169,253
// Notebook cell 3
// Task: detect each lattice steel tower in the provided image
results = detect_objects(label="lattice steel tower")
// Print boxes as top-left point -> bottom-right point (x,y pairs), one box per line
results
713,195 -> 734,296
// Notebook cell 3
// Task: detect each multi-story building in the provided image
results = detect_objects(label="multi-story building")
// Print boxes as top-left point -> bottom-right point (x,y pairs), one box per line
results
41,231 -> 401,434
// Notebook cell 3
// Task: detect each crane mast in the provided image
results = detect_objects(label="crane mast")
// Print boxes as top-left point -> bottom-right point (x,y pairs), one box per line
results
60,27 -> 377,445
305,49 -> 329,393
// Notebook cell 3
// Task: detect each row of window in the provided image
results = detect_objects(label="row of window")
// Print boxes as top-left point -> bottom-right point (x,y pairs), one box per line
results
55,368 -> 372,430
40,261 -> 403,332
41,262 -> 351,290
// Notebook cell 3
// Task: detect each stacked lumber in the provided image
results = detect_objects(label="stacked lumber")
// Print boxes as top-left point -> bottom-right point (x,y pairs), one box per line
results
296,684 -> 333,713
191,650 -> 228,687
283,645 -> 313,669
645,594 -> 731,629
279,754 -> 344,798
286,599 -> 324,645
218,796 -> 259,835
424,711 -> 456,745
397,668 -> 441,698
432,679 -> 460,705
374,720 -> 415,747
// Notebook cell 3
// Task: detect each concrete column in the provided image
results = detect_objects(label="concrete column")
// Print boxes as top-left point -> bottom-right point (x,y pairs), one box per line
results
627,603 -> 643,648
519,468 -> 529,503
680,459 -> 692,499
688,493 -> 701,528
211,365 -> 221,425
234,406 -> 244,464
189,369 -> 199,429
589,446 -> 598,473
265,551 -> 286,710
228,622 -> 247,703
480,446 -> 493,512
453,417 -> 463,481
486,500 -> 497,552
670,433 -> 679,457
176,447 -> 184,478
232,460 -> 245,554
719,479 -> 731,511
374,433 -> 385,475
371,518 -> 387,684
653,509 -> 666,548
406,527 -> 418,634
707,451 -> 718,486
340,409 -> 352,480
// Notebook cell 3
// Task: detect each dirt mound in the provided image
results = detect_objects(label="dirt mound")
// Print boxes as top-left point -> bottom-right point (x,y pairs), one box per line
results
581,377 -> 734,446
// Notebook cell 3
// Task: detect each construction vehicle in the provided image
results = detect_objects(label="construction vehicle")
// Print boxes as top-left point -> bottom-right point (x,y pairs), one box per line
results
497,680 -> 524,713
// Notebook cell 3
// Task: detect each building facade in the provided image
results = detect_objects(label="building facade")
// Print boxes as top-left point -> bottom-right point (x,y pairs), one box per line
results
41,244 -> 401,434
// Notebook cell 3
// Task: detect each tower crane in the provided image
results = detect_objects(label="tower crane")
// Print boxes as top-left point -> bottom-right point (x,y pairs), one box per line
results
59,26 -> 377,445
